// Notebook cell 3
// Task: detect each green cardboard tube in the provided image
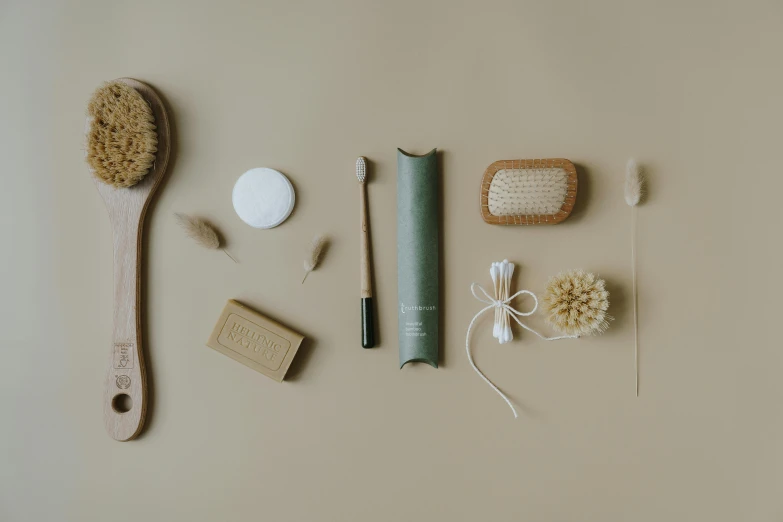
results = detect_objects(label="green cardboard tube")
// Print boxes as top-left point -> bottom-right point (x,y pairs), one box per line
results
397,148 -> 439,368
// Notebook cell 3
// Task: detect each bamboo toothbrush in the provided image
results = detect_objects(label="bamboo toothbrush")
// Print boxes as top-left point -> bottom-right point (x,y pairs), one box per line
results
86,79 -> 171,441
357,157 -> 376,348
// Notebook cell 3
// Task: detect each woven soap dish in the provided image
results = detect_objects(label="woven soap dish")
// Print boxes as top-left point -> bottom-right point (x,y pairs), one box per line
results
480,159 -> 577,225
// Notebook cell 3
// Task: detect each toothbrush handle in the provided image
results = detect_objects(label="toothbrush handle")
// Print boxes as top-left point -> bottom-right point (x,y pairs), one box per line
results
104,217 -> 147,441
360,183 -> 375,348
361,298 -> 375,349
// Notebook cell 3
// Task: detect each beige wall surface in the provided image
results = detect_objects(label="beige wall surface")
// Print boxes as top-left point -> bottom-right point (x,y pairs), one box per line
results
2,1 -> 781,520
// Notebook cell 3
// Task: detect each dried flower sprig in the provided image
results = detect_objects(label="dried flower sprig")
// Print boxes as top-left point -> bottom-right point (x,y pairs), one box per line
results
175,213 -> 237,262
625,158 -> 644,207
302,234 -> 329,283
625,158 -> 645,396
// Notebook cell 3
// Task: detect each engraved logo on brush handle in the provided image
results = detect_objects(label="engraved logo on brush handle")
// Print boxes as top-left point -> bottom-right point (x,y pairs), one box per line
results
113,343 -> 134,369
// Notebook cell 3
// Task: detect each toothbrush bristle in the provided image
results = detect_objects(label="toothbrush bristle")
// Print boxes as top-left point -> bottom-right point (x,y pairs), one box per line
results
356,157 -> 367,182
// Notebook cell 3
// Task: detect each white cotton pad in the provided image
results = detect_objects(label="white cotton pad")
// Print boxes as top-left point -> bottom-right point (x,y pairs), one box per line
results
232,168 -> 295,229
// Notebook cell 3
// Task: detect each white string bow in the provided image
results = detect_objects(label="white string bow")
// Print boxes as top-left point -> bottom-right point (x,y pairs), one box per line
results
466,260 -> 576,418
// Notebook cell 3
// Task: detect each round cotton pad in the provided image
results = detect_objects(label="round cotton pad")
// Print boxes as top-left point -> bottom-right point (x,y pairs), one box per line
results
232,168 -> 295,229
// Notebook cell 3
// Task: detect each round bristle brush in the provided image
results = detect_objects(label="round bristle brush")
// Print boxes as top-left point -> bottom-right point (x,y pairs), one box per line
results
86,79 -> 171,441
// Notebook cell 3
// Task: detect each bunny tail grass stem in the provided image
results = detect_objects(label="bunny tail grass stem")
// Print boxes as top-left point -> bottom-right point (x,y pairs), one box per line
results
302,234 -> 329,284
632,207 -> 639,397
625,158 -> 643,397
223,249 -> 238,263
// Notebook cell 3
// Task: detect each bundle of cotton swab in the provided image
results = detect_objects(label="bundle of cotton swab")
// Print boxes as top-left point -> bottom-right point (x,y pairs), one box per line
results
490,260 -> 514,344
466,259 -> 579,418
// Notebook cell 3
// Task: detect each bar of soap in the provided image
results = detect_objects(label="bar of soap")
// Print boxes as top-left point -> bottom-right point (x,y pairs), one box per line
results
206,300 -> 305,382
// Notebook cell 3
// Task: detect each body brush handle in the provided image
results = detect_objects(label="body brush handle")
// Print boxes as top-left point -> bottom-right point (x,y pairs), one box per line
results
358,158 -> 375,348
104,215 -> 147,441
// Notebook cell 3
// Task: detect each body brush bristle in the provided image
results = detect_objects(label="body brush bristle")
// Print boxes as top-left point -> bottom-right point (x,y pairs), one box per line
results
87,81 -> 158,188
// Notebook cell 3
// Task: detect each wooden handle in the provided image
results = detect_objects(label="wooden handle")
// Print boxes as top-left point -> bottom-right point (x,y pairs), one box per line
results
361,297 -> 375,348
104,216 -> 146,441
359,182 -> 376,348
359,183 -> 372,299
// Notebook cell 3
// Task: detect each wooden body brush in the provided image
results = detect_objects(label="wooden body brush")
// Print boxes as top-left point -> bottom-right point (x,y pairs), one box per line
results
86,79 -> 170,441
480,159 -> 577,225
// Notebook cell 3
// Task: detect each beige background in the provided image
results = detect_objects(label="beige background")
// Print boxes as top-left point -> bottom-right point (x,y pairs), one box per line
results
2,1 -> 782,520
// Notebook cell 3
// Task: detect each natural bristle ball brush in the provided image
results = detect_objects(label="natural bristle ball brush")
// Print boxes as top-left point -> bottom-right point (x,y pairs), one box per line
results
86,79 -> 171,441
